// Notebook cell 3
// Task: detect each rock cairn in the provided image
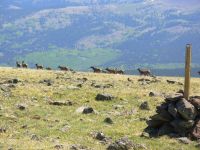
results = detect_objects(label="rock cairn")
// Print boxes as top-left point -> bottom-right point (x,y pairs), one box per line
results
145,92 -> 200,140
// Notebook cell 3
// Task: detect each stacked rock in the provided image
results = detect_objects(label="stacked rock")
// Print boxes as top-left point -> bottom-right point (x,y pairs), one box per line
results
145,93 -> 200,140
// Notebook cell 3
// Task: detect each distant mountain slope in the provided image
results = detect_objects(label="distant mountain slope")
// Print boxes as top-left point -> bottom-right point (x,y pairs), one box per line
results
0,0 -> 200,69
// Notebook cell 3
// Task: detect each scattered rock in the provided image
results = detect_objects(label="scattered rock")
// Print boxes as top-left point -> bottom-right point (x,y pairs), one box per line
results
0,85 -> 10,92
107,137 -> 135,150
76,107 -> 94,114
190,119 -> 200,140
39,79 -> 53,86
21,125 -> 28,129
49,100 -> 73,106
177,137 -> 191,144
7,78 -> 21,84
190,98 -> 200,110
140,101 -> 150,110
168,103 -> 179,118
165,93 -> 183,102
104,117 -> 113,124
60,125 -> 70,133
176,98 -> 197,120
141,132 -> 150,138
96,93 -> 114,101
31,134 -> 40,141
31,115 -> 41,120
158,123 -> 174,136
67,86 -> 80,90
167,80 -> 183,85
113,105 -> 124,110
82,107 -> 94,114
70,144 -> 89,150
54,144 -> 64,150
149,91 -> 160,97
0,127 -> 6,133
16,104 -> 26,110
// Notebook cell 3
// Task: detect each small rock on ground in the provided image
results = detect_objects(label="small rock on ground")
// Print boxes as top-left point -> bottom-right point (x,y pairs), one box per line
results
140,101 -> 150,110
95,93 -> 114,101
177,137 -> 191,144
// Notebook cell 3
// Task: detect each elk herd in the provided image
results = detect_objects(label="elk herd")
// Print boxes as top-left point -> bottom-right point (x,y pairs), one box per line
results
16,61 -> 200,76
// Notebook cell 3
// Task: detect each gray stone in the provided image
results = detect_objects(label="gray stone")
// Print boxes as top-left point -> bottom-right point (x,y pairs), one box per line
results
176,98 -> 197,120
16,104 -> 26,110
158,123 -> 174,136
70,144 -> 89,150
165,94 -> 183,102
107,137 -> 134,150
177,137 -> 191,144
153,109 -> 173,122
49,100 -> 73,106
149,92 -> 160,97
190,119 -> 200,140
190,98 -> 200,110
140,101 -> 150,110
96,93 -> 114,101
54,144 -> 64,149
171,119 -> 194,129
104,117 -> 113,124
76,107 -> 94,114
168,103 -> 179,118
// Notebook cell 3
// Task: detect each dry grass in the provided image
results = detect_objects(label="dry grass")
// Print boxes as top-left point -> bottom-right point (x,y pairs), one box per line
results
0,67 -> 200,150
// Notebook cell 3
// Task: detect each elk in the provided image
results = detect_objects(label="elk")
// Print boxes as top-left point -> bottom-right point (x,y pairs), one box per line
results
105,68 -> 117,74
35,64 -> 44,69
137,68 -> 151,76
58,65 -> 69,71
90,66 -> 101,73
16,61 -> 21,68
116,69 -> 124,74
22,61 -> 28,68
46,67 -> 52,70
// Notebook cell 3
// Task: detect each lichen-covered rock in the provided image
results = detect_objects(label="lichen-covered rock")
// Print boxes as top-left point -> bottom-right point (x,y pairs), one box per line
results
176,98 -> 197,120
190,119 -> 200,140
95,93 -> 114,101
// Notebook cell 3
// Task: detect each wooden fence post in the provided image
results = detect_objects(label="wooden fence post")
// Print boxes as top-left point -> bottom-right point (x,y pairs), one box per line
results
184,44 -> 192,100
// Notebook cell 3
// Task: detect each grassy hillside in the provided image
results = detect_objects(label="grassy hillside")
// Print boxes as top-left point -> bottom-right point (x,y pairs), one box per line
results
0,67 -> 200,149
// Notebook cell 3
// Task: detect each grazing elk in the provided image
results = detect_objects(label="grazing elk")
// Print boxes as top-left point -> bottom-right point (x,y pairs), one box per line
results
22,61 -> 28,68
116,69 -> 124,74
35,64 -> 44,69
137,68 -> 151,76
90,66 -> 101,73
46,67 -> 52,70
105,68 -> 117,74
58,65 -> 69,71
16,61 -> 21,68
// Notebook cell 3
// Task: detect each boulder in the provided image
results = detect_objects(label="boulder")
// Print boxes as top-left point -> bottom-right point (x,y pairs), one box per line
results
170,119 -> 194,130
82,107 -> 94,114
176,98 -> 197,120
190,119 -> 200,140
96,93 -> 114,101
146,120 -> 164,128
168,103 -> 179,118
154,109 -> 173,122
165,94 -> 183,102
190,98 -> 200,110
107,137 -> 134,150
158,123 -> 174,136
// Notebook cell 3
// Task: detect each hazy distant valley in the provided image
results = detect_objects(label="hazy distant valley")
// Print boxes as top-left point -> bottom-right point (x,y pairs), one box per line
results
0,0 -> 200,70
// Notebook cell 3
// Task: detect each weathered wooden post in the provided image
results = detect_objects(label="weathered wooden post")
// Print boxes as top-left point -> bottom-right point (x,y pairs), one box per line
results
184,44 -> 192,100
